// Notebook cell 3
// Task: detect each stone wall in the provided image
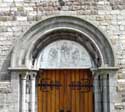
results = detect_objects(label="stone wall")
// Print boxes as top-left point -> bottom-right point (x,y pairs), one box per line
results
0,0 -> 125,112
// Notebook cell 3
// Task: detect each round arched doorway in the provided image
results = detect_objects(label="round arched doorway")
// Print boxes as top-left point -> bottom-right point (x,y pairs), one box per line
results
36,40 -> 94,112
9,16 -> 118,112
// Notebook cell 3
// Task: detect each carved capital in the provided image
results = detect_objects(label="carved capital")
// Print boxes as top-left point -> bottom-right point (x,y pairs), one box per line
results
30,72 -> 37,80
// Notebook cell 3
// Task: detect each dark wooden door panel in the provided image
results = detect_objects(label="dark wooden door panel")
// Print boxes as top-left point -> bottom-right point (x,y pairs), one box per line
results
37,69 -> 93,112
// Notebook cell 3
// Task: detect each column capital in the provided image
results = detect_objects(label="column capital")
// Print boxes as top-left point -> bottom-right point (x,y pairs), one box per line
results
30,72 -> 37,80
20,72 -> 29,80
20,71 -> 37,80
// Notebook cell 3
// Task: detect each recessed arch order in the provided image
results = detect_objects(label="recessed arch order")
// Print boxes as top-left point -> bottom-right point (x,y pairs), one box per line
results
11,16 -> 115,69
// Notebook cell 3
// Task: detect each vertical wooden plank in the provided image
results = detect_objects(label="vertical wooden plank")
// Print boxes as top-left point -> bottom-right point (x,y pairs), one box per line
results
85,70 -> 88,112
59,70 -> 65,111
55,70 -> 60,112
64,70 -> 67,111
65,70 -> 68,111
65,70 -> 71,112
42,70 -> 47,112
69,70 -> 72,112
59,70 -> 61,111
84,70 -> 87,112
47,70 -> 51,112
46,70 -> 49,112
86,70 -> 89,112
59,70 -> 63,111
89,71 -> 93,112
58,70 -> 61,112
78,70 -> 81,112
87,70 -> 90,112
80,69 -> 85,112
51,70 -> 56,112
55,70 -> 57,112
61,70 -> 65,110
75,69 -> 80,112
72,70 -> 76,112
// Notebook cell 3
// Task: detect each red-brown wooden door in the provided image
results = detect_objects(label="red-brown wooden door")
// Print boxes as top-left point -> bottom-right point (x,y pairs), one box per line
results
37,69 -> 93,112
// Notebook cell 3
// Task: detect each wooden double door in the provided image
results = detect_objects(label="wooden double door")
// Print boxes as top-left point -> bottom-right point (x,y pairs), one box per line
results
37,69 -> 93,112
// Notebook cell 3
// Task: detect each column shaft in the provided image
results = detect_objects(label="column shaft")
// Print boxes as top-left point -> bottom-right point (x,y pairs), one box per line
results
31,74 -> 36,112
21,77 -> 27,112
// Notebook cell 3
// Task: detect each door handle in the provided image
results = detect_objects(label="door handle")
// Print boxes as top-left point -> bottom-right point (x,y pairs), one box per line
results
59,109 -> 64,112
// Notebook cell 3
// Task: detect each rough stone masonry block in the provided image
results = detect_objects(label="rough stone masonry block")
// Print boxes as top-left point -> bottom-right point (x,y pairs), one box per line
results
3,0 -> 24,2
115,103 -> 125,111
0,94 -> 5,105
109,0 -> 125,9
0,82 -> 11,93
117,79 -> 125,92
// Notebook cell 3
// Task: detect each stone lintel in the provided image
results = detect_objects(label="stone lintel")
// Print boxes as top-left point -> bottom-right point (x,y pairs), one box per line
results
8,67 -> 38,72
8,67 -> 38,79
91,66 -> 119,75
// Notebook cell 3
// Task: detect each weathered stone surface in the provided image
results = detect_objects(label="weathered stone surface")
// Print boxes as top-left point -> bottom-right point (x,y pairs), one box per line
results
0,82 -> 11,93
115,103 -> 125,110
39,40 -> 92,68
109,0 -> 125,10
0,0 -> 125,112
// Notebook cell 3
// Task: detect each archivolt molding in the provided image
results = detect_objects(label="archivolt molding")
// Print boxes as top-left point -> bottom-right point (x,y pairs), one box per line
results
11,16 -> 115,69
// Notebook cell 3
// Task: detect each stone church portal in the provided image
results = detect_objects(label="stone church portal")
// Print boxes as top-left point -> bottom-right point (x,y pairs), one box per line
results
8,16 -> 118,112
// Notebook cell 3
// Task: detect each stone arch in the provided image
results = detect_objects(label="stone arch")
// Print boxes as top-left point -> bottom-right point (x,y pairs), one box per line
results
10,15 -> 115,69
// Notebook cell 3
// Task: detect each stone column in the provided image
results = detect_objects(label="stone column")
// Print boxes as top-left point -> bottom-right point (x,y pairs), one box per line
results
92,67 -> 118,112
93,73 -> 99,112
10,71 -> 20,112
8,68 -> 38,112
21,73 -> 27,112
92,70 -> 101,112
30,72 -> 37,112
108,70 -> 118,112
